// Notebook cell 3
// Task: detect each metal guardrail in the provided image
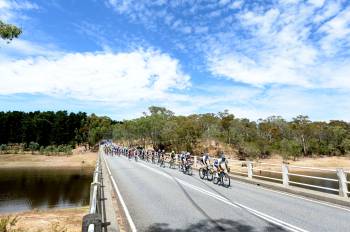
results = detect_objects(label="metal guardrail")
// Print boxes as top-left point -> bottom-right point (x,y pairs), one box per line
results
82,153 -> 110,232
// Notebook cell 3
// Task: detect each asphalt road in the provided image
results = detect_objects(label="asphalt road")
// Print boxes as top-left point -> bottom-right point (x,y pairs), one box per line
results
103,155 -> 350,232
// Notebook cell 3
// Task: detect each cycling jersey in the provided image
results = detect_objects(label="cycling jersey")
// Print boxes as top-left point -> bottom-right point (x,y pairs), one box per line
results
201,154 -> 210,166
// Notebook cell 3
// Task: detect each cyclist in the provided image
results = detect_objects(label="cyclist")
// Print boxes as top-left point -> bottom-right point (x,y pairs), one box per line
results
213,153 -> 229,179
201,152 -> 210,170
170,150 -> 176,161
185,152 -> 191,166
159,150 -> 165,166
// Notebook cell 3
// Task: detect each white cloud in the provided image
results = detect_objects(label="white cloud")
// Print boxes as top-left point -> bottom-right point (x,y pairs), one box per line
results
319,5 -> 350,54
0,0 -> 38,22
0,49 -> 191,104
0,39 -> 62,59
207,1 -> 350,90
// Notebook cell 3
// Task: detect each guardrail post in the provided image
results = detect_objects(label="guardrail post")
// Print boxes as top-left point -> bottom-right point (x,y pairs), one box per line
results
336,168 -> 349,198
194,156 -> 197,168
90,182 -> 101,205
82,214 -> 102,232
247,162 -> 253,179
282,164 -> 289,187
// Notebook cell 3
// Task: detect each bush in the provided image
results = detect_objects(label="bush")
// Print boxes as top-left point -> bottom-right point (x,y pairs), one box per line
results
0,144 -> 7,154
28,141 -> 40,154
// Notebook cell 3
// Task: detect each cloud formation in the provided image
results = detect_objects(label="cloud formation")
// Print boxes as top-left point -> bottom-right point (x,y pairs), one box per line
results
0,49 -> 191,104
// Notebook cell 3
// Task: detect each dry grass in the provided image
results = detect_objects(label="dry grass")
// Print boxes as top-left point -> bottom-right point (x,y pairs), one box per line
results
228,155 -> 350,173
0,207 -> 88,232
0,152 -> 97,169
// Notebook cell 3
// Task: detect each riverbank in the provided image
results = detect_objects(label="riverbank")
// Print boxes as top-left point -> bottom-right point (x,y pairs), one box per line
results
0,152 -> 97,169
0,207 -> 88,232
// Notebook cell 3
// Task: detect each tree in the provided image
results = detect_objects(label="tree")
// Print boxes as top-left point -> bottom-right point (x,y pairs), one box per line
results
0,20 -> 22,41
291,115 -> 311,156
28,141 -> 39,154
218,110 -> 234,144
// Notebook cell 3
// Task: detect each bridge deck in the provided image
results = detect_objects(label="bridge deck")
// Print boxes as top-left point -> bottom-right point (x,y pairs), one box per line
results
103,155 -> 350,232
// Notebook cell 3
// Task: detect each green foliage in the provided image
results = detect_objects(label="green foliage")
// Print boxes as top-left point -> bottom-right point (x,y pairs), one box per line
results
112,107 -> 350,159
0,144 -> 7,154
0,111 -> 88,146
28,141 -> 40,154
1,108 -> 350,160
0,20 -> 22,42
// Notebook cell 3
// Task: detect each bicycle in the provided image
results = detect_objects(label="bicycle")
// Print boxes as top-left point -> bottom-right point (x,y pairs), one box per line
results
159,157 -> 165,168
169,158 -> 176,169
199,165 -> 214,181
213,169 -> 230,187
183,162 -> 193,175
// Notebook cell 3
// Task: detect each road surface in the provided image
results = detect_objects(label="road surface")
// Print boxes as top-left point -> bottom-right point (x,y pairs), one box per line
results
103,155 -> 350,232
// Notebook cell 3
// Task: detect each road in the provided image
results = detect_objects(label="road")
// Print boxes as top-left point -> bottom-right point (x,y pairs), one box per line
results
103,155 -> 350,232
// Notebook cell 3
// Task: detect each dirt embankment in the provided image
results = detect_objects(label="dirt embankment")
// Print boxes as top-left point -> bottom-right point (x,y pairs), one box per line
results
0,207 -> 88,232
229,155 -> 350,173
0,152 -> 97,169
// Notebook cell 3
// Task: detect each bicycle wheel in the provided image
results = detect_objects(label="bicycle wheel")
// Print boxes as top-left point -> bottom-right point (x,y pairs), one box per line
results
187,166 -> 193,175
213,175 -> 219,184
199,168 -> 205,179
222,173 -> 230,187
207,169 -> 214,181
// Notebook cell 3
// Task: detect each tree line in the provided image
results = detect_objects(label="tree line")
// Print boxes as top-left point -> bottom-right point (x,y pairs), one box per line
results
1,108 -> 350,160
113,107 -> 350,160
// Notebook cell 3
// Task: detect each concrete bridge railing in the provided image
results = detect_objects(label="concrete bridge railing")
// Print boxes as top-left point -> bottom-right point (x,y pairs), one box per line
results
82,152 -> 110,232
186,155 -> 349,199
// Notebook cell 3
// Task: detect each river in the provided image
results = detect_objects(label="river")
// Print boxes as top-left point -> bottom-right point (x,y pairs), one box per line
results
0,168 -> 92,213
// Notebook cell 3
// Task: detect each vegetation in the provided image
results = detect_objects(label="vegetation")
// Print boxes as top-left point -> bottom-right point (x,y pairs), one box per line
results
0,111 -> 89,146
0,20 -> 22,42
0,111 -> 116,150
1,108 -> 350,160
113,107 -> 350,160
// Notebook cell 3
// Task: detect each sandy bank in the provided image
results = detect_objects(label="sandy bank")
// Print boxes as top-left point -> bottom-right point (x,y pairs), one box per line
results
0,207 -> 88,232
0,152 -> 97,169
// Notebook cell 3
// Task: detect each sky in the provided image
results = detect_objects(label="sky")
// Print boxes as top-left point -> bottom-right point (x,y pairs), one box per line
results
0,0 -> 350,121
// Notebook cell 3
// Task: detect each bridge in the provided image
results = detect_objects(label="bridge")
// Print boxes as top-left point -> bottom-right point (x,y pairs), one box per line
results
82,146 -> 350,232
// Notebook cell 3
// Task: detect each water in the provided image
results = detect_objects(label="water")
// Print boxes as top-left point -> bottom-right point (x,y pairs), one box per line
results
0,168 -> 92,213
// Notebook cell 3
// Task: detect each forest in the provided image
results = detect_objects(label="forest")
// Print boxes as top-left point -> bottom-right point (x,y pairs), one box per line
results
1,107 -> 350,160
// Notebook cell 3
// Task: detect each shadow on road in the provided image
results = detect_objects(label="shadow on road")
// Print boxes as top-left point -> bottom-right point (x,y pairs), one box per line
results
145,218 -> 286,232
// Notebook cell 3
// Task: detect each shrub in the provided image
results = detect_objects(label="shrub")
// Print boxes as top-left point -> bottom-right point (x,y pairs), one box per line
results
28,142 -> 40,154
0,144 -> 7,154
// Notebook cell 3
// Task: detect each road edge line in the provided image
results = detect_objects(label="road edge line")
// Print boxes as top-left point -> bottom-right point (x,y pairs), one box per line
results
102,155 -> 137,232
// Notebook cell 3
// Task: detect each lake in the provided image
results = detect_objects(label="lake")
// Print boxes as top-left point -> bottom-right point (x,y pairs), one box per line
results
0,168 -> 92,213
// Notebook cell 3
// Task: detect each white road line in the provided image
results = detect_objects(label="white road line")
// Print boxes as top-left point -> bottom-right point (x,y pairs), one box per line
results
102,155 -> 137,232
136,161 -> 308,232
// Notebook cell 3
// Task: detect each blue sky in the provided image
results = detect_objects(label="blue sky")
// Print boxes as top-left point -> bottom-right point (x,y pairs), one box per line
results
1,0 -> 350,121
